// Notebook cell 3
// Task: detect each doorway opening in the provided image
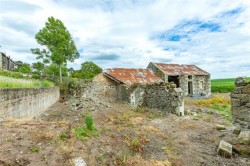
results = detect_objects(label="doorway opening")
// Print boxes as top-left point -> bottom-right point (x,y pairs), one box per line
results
168,76 -> 179,87
188,81 -> 193,95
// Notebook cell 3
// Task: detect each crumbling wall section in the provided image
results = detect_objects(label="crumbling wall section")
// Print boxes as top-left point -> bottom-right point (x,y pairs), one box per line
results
0,87 -> 59,119
231,83 -> 250,129
140,84 -> 184,115
84,73 -> 117,99
116,85 -> 130,103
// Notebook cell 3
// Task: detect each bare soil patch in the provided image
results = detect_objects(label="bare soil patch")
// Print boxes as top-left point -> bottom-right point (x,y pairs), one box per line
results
0,94 -> 249,165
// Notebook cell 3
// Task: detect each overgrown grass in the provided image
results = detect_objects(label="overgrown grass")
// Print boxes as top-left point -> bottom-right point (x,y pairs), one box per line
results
211,77 -> 250,93
0,76 -> 54,88
195,96 -> 231,122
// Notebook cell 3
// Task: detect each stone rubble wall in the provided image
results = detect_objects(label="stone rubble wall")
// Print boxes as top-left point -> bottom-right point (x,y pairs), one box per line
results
83,73 -> 117,100
116,85 -> 130,103
231,84 -> 250,129
140,84 -> 184,115
179,75 -> 211,97
0,87 -> 59,119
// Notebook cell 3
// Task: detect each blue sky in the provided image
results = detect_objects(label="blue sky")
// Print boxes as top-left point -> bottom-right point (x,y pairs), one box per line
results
0,0 -> 250,78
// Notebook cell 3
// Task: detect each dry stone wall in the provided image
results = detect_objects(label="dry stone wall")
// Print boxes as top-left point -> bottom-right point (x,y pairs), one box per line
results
179,75 -> 211,97
140,84 -> 184,115
0,87 -> 59,119
231,84 -> 250,129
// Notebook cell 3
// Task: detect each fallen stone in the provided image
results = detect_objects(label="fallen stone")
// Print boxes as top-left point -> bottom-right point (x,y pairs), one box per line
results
233,125 -> 241,135
217,140 -> 232,158
233,144 -> 250,157
74,157 -> 87,166
238,129 -> 250,145
215,124 -> 226,131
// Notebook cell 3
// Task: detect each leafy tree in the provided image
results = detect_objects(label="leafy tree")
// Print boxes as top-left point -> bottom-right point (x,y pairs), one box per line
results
13,62 -> 31,74
67,67 -> 75,76
71,61 -> 102,79
44,63 -> 68,77
32,62 -> 45,75
31,16 -> 80,82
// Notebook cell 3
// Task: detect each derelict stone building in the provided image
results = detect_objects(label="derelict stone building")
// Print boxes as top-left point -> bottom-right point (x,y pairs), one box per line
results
147,62 -> 211,97
0,52 -> 16,71
90,68 -> 184,115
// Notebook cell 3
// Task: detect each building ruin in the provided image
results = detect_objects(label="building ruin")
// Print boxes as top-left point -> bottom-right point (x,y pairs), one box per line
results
90,68 -> 184,116
0,52 -> 16,71
147,62 -> 211,97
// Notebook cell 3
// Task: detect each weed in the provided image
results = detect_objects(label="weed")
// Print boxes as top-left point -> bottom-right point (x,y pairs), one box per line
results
59,133 -> 68,141
85,115 -> 95,131
30,146 -> 40,153
125,135 -> 150,155
212,104 -> 231,122
6,137 -> 14,142
194,96 -> 231,122
74,114 -> 98,141
194,96 -> 230,107
162,141 -> 177,156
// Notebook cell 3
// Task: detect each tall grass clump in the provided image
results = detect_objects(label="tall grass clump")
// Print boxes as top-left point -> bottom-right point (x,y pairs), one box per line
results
74,114 -> 98,141
0,76 -> 54,88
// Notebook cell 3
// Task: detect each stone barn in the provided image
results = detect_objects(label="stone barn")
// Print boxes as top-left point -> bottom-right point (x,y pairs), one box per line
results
101,68 -> 163,106
91,68 -> 185,115
147,62 -> 211,97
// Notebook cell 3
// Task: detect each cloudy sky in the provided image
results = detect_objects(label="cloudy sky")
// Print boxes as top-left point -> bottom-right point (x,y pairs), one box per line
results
0,0 -> 250,78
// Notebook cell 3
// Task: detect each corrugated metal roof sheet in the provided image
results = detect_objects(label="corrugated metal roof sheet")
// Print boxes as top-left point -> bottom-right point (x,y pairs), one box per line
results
153,63 -> 210,76
103,68 -> 163,85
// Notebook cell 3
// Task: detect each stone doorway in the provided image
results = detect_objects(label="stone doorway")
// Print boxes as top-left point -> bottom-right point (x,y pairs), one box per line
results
168,76 -> 180,87
188,81 -> 193,95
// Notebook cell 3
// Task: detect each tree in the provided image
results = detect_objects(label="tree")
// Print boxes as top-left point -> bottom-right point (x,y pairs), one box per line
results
71,61 -> 102,79
44,63 -> 68,77
31,16 -> 80,82
14,61 -> 31,73
32,62 -> 44,75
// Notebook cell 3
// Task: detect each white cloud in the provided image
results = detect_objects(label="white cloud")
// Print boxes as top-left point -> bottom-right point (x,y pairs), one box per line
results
0,0 -> 250,78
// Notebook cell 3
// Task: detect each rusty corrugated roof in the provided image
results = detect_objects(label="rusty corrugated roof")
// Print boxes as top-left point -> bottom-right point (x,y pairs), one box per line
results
103,68 -> 163,85
153,63 -> 210,76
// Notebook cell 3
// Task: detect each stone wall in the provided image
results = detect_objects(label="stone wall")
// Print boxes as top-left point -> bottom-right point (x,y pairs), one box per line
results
0,52 -> 16,71
140,84 -> 184,115
147,63 -> 211,97
231,84 -> 250,129
179,75 -> 211,96
84,73 -> 117,100
0,87 -> 59,118
116,85 -> 130,103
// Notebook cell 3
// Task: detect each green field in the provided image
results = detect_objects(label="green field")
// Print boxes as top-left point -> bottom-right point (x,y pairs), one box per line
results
211,77 -> 250,93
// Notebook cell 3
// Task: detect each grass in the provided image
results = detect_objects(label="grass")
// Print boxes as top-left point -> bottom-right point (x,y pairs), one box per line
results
211,77 -> 250,93
195,96 -> 231,122
74,114 -> 98,141
0,76 -> 54,88
30,146 -> 40,153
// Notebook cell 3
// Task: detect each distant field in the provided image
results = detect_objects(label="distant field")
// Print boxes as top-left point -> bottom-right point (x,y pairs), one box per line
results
211,77 -> 250,93
0,76 -> 54,88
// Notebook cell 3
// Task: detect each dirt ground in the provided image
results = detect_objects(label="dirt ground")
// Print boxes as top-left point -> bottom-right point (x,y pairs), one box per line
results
0,94 -> 249,166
